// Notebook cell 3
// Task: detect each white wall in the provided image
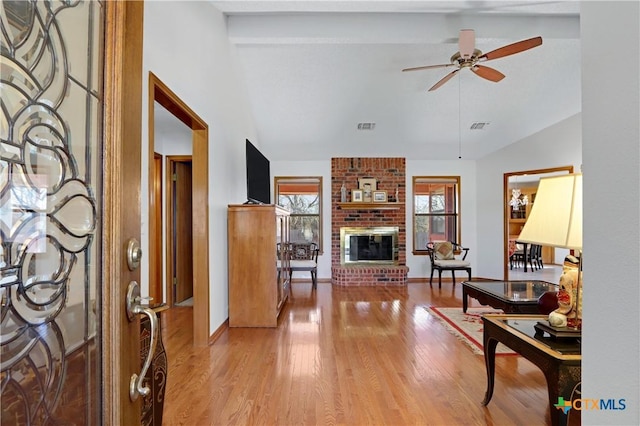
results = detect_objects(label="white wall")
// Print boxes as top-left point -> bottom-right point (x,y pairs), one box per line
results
271,159 -> 477,279
142,1 -> 258,334
582,2 -> 639,424
154,102 -> 193,156
273,108 -> 580,283
273,120 -> 577,282
270,161 -> 331,276
405,160 -> 477,277
476,113 -> 582,278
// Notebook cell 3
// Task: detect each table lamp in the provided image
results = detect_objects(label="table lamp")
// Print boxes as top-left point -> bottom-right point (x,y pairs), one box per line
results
517,173 -> 582,331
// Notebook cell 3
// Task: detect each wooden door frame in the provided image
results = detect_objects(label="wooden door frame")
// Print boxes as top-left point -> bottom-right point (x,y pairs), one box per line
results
151,152 -> 163,301
148,73 -> 210,347
166,156 -> 193,307
103,1 -> 144,422
503,165 -> 574,281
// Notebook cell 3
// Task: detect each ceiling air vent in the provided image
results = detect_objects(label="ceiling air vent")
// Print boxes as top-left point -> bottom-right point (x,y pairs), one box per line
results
470,122 -> 490,130
357,122 -> 376,130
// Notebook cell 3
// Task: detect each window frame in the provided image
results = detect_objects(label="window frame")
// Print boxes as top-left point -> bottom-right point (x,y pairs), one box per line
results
412,176 -> 461,254
274,176 -> 323,253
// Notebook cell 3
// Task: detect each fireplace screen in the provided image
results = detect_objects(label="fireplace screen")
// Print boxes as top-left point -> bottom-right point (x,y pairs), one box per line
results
341,227 -> 399,265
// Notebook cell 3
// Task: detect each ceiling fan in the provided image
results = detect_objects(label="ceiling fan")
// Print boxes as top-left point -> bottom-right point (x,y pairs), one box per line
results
402,29 -> 543,91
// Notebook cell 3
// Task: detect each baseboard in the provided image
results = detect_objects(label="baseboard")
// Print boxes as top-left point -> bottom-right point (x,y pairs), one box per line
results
291,278 -> 331,284
209,319 -> 229,345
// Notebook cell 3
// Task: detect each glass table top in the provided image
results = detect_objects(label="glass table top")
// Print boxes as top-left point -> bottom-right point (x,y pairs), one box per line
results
500,317 -> 581,355
463,280 -> 558,303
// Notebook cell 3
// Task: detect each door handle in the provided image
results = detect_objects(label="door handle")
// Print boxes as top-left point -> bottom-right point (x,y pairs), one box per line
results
126,280 -> 158,401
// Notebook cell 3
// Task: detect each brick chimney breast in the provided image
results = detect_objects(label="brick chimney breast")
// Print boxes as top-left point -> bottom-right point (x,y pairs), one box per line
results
331,158 -> 408,286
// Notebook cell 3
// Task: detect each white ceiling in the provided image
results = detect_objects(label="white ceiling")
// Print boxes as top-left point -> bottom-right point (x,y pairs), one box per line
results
202,1 -> 581,161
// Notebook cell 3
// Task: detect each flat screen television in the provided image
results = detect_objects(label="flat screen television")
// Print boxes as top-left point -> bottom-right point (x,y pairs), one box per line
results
245,139 -> 271,204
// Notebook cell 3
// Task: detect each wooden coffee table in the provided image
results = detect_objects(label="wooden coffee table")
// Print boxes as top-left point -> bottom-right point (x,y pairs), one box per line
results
462,280 -> 557,314
482,314 -> 581,426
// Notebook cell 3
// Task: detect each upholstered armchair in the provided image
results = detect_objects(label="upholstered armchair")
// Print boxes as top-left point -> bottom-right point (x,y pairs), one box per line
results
425,241 -> 472,288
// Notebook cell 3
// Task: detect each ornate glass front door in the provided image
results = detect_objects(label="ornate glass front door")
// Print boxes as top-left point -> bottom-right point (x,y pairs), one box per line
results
1,1 -> 103,423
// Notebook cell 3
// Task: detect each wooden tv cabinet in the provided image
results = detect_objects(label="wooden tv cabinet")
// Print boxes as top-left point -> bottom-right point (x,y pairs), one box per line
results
228,204 -> 290,327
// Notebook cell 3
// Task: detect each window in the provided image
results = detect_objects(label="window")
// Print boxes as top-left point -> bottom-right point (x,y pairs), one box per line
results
275,177 -> 323,251
413,176 -> 460,253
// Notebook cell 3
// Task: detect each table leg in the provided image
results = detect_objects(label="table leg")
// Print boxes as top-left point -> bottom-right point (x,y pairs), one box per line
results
462,287 -> 468,313
543,365 -> 581,426
482,336 -> 499,406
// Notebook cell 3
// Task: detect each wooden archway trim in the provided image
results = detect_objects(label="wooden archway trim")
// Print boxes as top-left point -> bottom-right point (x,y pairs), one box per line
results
148,72 -> 210,347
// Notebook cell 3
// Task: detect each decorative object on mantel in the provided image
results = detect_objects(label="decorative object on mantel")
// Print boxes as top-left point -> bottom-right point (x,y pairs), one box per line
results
340,183 -> 347,202
363,183 -> 373,202
518,173 -> 582,338
373,191 -> 387,203
351,189 -> 363,202
358,177 -> 377,190
359,178 -> 377,202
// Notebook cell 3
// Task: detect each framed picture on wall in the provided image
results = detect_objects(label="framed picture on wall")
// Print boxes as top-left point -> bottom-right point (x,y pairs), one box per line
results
352,190 -> 363,202
373,191 -> 387,202
358,177 -> 377,190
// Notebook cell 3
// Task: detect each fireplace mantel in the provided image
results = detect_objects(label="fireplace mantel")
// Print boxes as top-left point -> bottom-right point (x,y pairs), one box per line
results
337,202 -> 402,210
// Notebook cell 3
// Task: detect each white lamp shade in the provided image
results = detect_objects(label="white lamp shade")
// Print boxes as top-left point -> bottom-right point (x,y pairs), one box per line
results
517,174 -> 582,250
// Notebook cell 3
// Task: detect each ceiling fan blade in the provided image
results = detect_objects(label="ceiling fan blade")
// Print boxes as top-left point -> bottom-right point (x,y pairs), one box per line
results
471,65 -> 505,82
402,63 -> 454,72
479,36 -> 543,61
459,29 -> 475,59
428,69 -> 460,91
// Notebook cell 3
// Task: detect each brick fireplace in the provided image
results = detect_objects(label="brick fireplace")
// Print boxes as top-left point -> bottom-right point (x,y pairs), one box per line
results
331,158 -> 409,286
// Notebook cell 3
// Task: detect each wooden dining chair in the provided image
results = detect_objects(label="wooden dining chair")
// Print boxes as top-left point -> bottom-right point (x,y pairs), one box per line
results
289,242 -> 319,289
510,243 -> 525,270
532,244 -> 544,270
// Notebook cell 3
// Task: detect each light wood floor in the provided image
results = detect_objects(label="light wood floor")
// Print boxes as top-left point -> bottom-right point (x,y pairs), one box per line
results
161,281 -> 563,425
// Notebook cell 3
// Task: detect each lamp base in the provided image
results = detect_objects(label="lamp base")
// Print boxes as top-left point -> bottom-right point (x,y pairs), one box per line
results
534,322 -> 581,340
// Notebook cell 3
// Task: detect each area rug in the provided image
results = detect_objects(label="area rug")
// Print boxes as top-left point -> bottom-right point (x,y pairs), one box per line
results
425,307 -> 518,356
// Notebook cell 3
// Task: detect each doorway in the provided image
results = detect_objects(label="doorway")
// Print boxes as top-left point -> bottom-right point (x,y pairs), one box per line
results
168,157 -> 194,306
503,166 -> 574,281
151,152 -> 163,300
149,73 -> 210,347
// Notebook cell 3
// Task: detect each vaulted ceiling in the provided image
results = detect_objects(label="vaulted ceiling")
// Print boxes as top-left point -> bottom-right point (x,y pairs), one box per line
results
205,1 -> 581,161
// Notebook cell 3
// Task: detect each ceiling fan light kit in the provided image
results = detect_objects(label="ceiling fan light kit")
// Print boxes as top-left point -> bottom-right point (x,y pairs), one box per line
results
402,30 -> 542,92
